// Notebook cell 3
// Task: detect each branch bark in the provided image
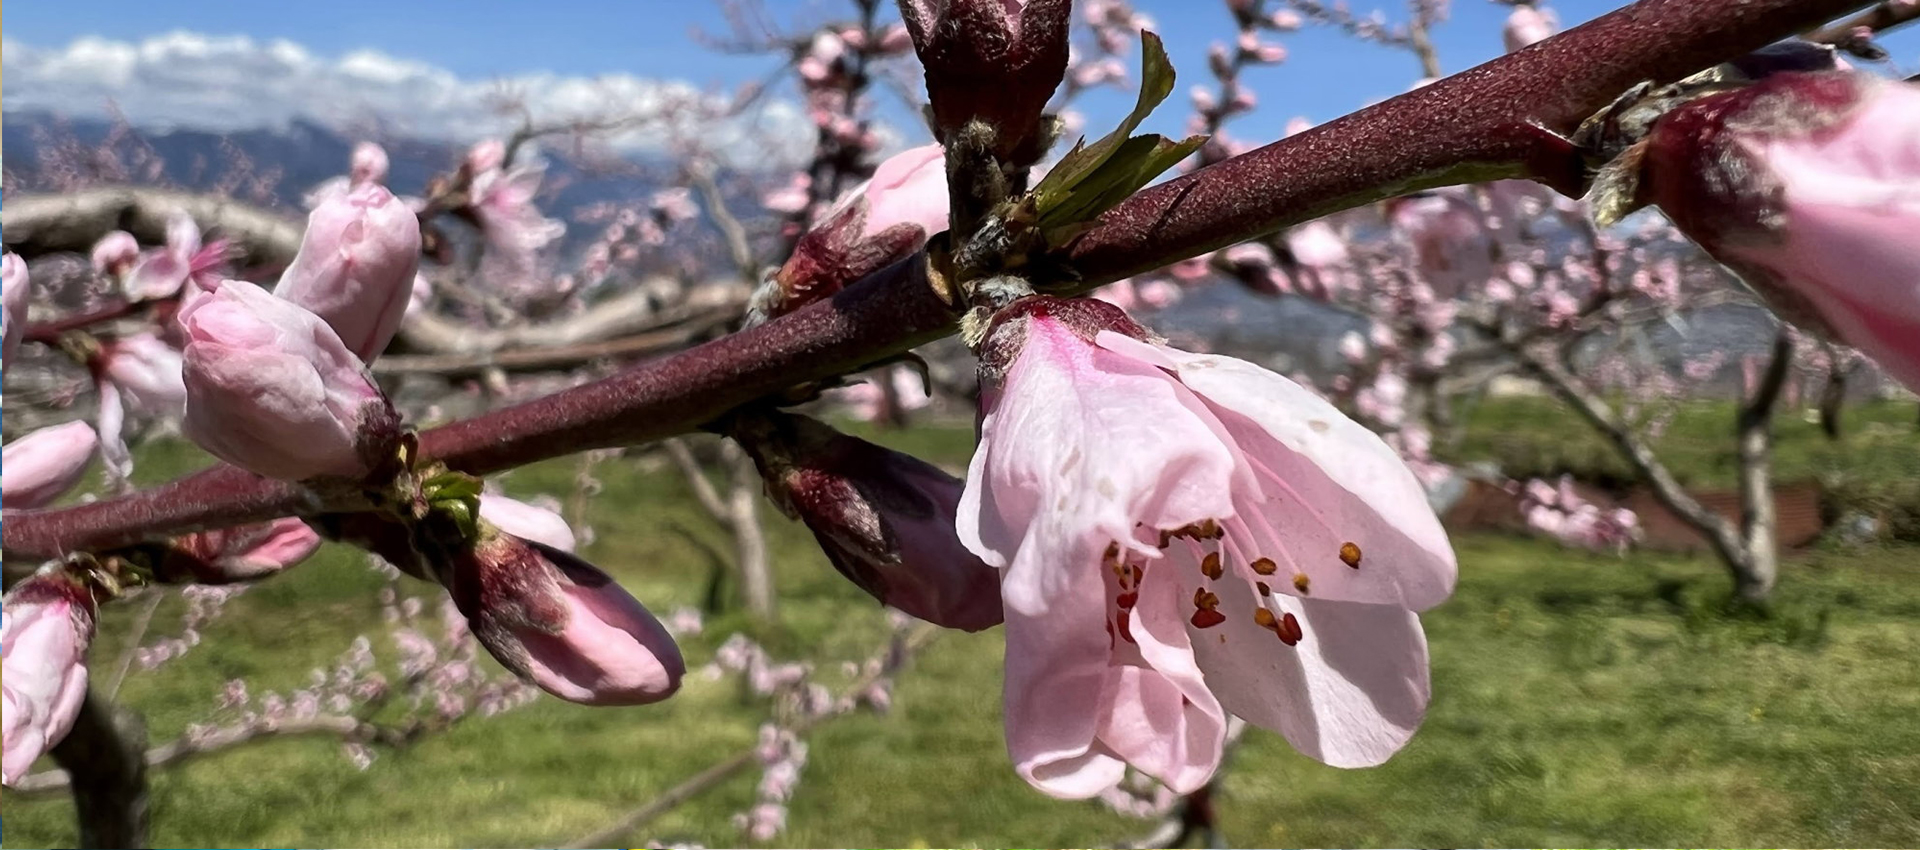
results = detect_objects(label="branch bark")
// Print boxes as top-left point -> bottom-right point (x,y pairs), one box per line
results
1733,329 -> 1793,603
2,187 -> 303,269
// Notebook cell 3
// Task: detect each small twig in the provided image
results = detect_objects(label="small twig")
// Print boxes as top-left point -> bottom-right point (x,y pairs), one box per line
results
665,438 -> 733,525
105,590 -> 167,700
561,624 -> 940,849
13,714 -> 418,797
687,160 -> 760,285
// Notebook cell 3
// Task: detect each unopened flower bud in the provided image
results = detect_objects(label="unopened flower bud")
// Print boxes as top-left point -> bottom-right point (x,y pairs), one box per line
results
179,280 -> 398,481
273,183 -> 422,360
2,253 -> 29,374
750,145 -> 948,324
436,529 -> 684,705
736,412 -> 1003,631
158,517 -> 323,584
1,422 -> 99,510
1622,72 -> 1920,391
3,572 -> 98,786
899,0 -> 1072,163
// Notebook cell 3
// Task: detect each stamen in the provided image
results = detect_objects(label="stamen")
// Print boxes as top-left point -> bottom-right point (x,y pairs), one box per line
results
1116,591 -> 1138,610
1255,581 -> 1272,596
1200,551 -> 1224,580
1278,612 -> 1304,645
1292,573 -> 1311,594
1339,541 -> 1362,570
1249,557 -> 1278,576
1191,608 -> 1227,628
1253,607 -> 1277,628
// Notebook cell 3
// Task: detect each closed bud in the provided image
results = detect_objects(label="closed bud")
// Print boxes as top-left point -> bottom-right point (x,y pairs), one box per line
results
158,517 -> 323,584
2,253 -> 29,375
2,572 -> 97,786
436,529 -> 684,706
1624,72 -> 1920,392
180,280 -> 398,482
736,412 -> 1003,631
899,0 -> 1072,163
1,422 -> 99,510
751,145 -> 948,324
273,183 -> 423,360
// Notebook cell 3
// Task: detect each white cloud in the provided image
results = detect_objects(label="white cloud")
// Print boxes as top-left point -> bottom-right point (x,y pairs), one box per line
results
1,31 -> 817,162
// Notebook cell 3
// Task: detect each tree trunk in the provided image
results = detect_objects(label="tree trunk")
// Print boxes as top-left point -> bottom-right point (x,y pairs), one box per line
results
50,691 -> 151,850
1731,330 -> 1793,604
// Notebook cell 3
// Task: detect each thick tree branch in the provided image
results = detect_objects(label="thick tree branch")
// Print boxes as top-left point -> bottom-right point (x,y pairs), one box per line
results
1733,329 -> 1793,601
2,187 -> 302,269
47,691 -> 151,849
2,0 -> 1877,560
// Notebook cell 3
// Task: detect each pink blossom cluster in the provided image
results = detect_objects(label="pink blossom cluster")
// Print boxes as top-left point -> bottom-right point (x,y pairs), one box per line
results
1517,476 -> 1640,553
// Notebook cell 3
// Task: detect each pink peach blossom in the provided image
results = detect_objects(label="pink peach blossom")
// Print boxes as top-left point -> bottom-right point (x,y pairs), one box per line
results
89,231 -> 140,276
1637,72 -> 1920,392
273,183 -> 423,360
166,518 -> 323,583
3,574 -> 97,786
479,495 -> 578,553
2,253 -> 28,374
960,296 -> 1455,797
178,281 -> 391,481
438,530 -> 684,706
122,212 -> 229,302
1503,4 -> 1557,53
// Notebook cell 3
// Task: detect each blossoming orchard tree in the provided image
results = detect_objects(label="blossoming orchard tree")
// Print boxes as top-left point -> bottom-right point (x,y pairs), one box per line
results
4,0 -> 1919,845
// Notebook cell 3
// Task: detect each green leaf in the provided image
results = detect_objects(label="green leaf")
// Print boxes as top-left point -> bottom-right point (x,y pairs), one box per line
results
1031,30 -> 1178,209
1037,133 -> 1205,232
424,471 -> 483,501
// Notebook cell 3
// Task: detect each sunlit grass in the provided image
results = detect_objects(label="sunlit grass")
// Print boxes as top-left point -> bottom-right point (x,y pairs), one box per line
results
4,403 -> 1917,847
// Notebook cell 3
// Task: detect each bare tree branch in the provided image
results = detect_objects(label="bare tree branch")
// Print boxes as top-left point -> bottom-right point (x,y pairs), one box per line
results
2,187 -> 302,268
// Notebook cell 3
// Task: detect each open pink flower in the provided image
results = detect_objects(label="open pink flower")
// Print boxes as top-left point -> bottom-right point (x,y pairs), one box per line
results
90,231 -> 141,277
273,183 -> 423,360
3,573 -> 97,787
122,212 -> 229,302
2,253 -> 28,375
469,157 -> 565,290
959,296 -> 1455,797
1,422 -> 99,510
1634,72 -> 1920,392
179,280 -> 394,481
1386,191 -> 1496,300
438,529 -> 683,706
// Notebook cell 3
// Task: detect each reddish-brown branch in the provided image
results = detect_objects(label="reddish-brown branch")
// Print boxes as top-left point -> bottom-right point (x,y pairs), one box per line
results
0,0 -> 1878,561
21,299 -> 164,344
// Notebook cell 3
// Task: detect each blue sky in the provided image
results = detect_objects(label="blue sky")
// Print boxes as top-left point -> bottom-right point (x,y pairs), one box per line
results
5,0 -> 1915,153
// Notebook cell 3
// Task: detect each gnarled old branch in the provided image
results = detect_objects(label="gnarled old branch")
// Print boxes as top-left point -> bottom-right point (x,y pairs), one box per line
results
2,187 -> 304,269
2,0 -> 1881,561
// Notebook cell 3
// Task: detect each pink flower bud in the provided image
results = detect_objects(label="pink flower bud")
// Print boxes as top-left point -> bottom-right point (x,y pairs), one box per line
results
161,518 -> 323,584
1502,4 -> 1557,53
1633,73 -> 1920,392
272,183 -> 423,360
737,413 -> 1003,632
90,231 -> 141,276
179,281 -> 396,481
753,145 -> 947,323
3,573 -> 97,786
899,0 -> 1071,162
437,531 -> 684,705
478,495 -> 578,553
350,142 -> 390,186
1,422 -> 99,510
2,253 -> 28,374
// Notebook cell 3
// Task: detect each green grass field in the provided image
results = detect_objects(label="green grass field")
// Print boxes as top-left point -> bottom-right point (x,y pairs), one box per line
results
4,400 -> 1918,848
